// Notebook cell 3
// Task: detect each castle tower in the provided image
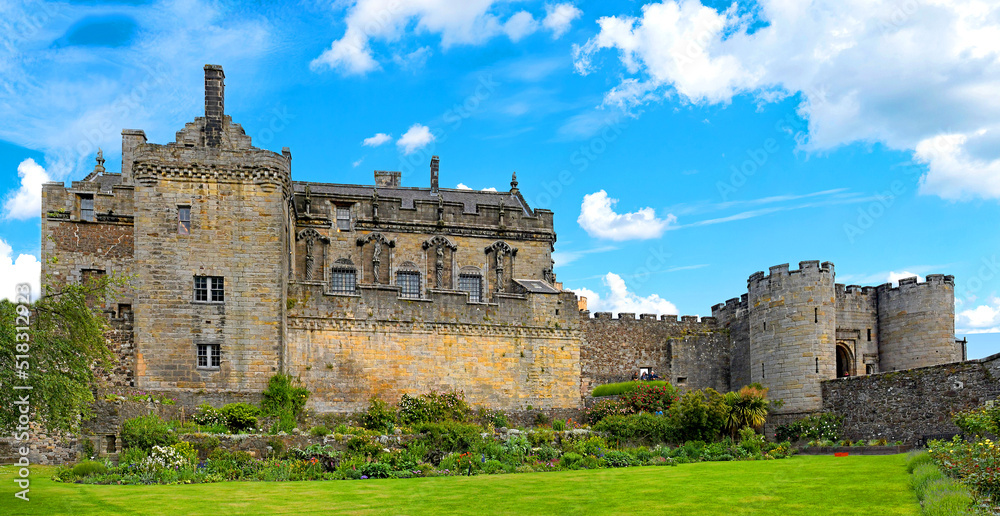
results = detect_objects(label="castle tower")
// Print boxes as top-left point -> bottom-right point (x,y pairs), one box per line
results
131,64 -> 293,394
876,275 -> 960,371
747,261 -> 837,416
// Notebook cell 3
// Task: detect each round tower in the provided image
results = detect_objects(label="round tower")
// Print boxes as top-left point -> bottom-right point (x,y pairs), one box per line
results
876,274 -> 958,371
747,261 -> 837,417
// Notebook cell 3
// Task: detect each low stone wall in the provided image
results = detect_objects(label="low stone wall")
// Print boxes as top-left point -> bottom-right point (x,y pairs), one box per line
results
822,353 -> 1000,444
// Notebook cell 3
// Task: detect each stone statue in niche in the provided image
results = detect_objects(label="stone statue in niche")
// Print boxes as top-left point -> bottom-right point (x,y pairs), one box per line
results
485,240 -> 516,294
357,232 -> 395,285
296,229 -> 329,282
304,185 -> 312,214
422,236 -> 457,290
435,244 -> 445,288
372,239 -> 382,283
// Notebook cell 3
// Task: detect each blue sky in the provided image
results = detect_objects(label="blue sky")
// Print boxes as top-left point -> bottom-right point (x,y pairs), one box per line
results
2,0 -> 999,359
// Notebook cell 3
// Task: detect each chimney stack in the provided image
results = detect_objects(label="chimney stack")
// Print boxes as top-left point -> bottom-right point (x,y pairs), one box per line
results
204,64 -> 225,147
430,155 -> 440,193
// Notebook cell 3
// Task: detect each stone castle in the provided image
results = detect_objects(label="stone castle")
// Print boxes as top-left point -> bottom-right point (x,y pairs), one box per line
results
40,65 -> 966,423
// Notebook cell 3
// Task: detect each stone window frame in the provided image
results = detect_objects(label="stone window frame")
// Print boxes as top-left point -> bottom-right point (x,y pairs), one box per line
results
335,205 -> 352,231
330,258 -> 357,295
178,205 -> 191,235
196,342 -> 221,369
193,275 -> 225,303
458,268 -> 483,303
78,193 -> 95,222
396,262 -> 422,299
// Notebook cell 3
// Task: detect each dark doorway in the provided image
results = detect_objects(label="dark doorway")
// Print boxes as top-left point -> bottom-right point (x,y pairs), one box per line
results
836,344 -> 854,377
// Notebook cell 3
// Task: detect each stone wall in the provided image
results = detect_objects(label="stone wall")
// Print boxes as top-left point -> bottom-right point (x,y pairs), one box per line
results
580,313 -> 729,395
822,353 -> 1000,444
287,282 -> 581,412
835,284 -> 879,376
712,295 -> 751,390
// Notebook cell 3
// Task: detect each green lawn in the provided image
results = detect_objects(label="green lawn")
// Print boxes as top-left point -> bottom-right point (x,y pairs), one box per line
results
1,454 -> 918,515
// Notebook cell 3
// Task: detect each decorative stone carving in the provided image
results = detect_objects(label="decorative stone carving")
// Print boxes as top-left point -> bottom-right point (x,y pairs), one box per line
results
485,240 -> 517,293
356,232 -> 395,284
296,228 -> 329,281
422,236 -> 457,289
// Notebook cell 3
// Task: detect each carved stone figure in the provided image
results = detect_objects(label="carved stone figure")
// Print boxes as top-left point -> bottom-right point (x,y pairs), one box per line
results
372,239 -> 382,283
435,244 -> 445,288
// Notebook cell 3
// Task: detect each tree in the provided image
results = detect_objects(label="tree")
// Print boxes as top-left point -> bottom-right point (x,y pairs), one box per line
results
0,275 -> 117,433
723,384 -> 771,438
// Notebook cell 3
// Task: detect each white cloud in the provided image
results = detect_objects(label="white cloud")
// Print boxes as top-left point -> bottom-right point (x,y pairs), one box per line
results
352,158 -> 364,168
396,124 -> 435,155
958,296 -> 1000,333
363,133 -> 393,147
887,271 -> 924,286
3,158 -> 51,220
543,3 -> 583,38
0,239 -> 41,302
456,183 -> 472,190
311,1 -> 552,75
571,272 -> 678,315
578,190 -> 674,240
573,0 -> 1000,200
481,186 -> 497,192
503,11 -> 539,42
455,183 -> 496,191
392,46 -> 433,72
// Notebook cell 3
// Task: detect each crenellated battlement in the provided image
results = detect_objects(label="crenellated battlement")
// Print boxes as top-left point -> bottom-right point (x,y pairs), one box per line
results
875,274 -> 955,294
748,260 -> 835,289
587,311 -> 718,327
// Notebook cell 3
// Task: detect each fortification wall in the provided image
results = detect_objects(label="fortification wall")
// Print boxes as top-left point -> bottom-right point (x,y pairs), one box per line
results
748,261 -> 837,415
132,142 -> 292,394
580,313 -> 727,395
286,283 -> 581,412
877,275 -> 959,371
712,295 -> 750,390
822,353 -> 1000,444
835,284 -> 879,375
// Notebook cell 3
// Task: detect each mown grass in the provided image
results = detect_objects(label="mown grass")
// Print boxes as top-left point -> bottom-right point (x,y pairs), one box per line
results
591,380 -> 671,397
0,454 -> 918,515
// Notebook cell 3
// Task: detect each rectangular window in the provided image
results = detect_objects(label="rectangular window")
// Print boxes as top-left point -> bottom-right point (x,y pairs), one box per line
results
336,206 -> 351,231
867,328 -> 872,341
194,276 -> 224,302
197,343 -> 221,368
458,274 -> 482,303
330,269 -> 357,294
178,206 -> 191,234
397,271 -> 421,299
79,194 -> 94,222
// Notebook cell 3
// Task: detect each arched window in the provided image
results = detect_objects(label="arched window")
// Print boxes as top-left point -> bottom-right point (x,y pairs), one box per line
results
331,258 -> 357,294
396,261 -> 421,299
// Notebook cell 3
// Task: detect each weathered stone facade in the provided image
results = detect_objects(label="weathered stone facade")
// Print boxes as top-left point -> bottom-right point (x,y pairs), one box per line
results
39,65 -> 964,424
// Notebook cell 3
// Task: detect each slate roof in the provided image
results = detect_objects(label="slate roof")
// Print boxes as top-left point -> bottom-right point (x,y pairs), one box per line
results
293,181 -> 532,215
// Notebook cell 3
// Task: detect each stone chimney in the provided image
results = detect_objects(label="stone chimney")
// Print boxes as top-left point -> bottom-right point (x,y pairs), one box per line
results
120,129 -> 147,184
204,64 -> 225,147
430,155 -> 440,193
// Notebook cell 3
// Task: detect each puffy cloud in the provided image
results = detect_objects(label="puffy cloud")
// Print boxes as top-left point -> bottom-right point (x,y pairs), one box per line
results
503,11 -> 539,42
0,239 -> 41,302
362,133 -> 393,147
543,3 -> 583,38
578,190 -> 674,240
4,158 -> 51,220
396,124 -> 435,154
311,1 -> 551,75
573,0 -> 1000,200
887,271 -> 924,286
958,297 -> 1000,333
456,183 -> 472,190
571,272 -> 678,315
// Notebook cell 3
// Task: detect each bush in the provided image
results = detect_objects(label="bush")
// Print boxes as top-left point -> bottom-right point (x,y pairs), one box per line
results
774,413 -> 842,442
118,447 -> 149,470
397,391 -> 473,425
952,399 -> 1000,437
922,480 -> 976,516
121,414 -> 177,451
738,427 -> 764,455
477,408 -> 509,429
603,449 -> 637,467
415,421 -> 483,453
361,397 -> 396,432
906,451 -> 935,473
669,388 -> 728,443
360,461 -> 393,479
192,404 -> 226,428
584,398 -> 631,425
72,460 -> 108,477
552,419 -> 566,431
592,380 -> 672,397
723,385 -> 770,437
911,463 -> 945,500
309,425 -> 331,437
560,452 -> 583,469
620,382 -> 679,414
220,403 -> 260,433
261,374 -> 309,417
593,413 -> 674,445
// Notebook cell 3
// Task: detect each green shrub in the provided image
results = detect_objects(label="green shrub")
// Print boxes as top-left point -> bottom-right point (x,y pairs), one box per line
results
922,480 -> 975,516
118,447 -> 149,469
533,412 -> 551,427
397,391 -> 473,425
261,374 -> 309,417
483,459 -> 507,474
219,403 -> 260,433
911,463 -> 945,500
572,435 -> 609,457
552,419 -> 567,431
192,404 -> 226,428
309,425 -> 331,437
501,434 -> 531,459
593,413 -> 674,445
361,397 -> 396,432
359,461 -> 393,479
560,452 -> 583,469
906,451 -> 935,473
171,441 -> 199,464
669,389 -> 728,443
738,427 -> 764,455
952,398 -> 1000,437
415,421 -> 483,453
477,408 -> 508,429
774,413 -> 842,442
121,414 -> 177,451
592,380 -> 672,397
528,428 -> 554,447
71,459 -> 108,477
603,449 -> 638,467
346,436 -> 383,458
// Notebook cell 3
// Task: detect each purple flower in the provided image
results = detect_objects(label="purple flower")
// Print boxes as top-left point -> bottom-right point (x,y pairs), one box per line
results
360,475 -> 369,479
